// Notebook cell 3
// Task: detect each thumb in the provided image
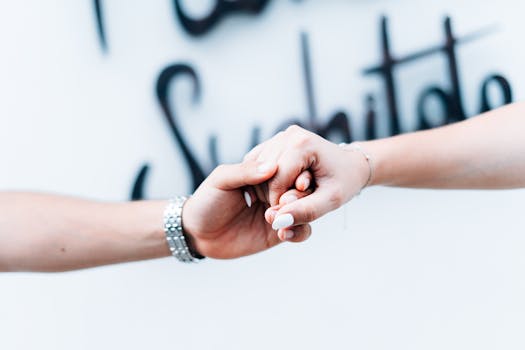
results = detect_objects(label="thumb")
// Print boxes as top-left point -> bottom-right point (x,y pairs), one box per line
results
210,160 -> 278,191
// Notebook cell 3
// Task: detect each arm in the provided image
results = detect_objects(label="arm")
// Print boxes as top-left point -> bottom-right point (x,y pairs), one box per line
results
0,193 -> 169,272
0,159 -> 312,273
364,101 -> 525,189
250,102 -> 525,235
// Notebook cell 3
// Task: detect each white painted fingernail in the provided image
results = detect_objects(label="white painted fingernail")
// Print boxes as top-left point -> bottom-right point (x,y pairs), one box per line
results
243,191 -> 252,208
257,162 -> 273,174
272,213 -> 294,230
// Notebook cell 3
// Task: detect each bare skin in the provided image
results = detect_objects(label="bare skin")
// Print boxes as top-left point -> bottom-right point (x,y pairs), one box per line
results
0,160 -> 311,272
252,102 -> 525,236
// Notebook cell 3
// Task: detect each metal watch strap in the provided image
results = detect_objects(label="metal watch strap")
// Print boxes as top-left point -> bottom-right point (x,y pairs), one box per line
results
163,196 -> 203,263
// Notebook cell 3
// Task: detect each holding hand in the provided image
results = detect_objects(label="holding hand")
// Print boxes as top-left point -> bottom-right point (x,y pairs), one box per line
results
182,158 -> 313,259
244,126 -> 371,239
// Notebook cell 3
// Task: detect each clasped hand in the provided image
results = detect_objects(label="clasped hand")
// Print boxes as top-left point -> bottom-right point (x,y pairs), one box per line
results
183,125 -> 369,259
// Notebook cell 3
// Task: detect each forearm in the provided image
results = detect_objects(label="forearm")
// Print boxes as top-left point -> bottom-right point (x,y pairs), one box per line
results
0,193 -> 169,272
362,102 -> 525,189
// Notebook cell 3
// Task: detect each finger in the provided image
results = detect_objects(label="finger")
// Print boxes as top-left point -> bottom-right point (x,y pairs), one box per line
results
254,132 -> 288,170
267,147 -> 315,206
265,204 -> 280,225
254,178 -> 312,207
253,183 -> 270,204
243,142 -> 265,162
278,188 -> 312,206
278,224 -> 312,243
295,170 -> 313,192
271,186 -> 344,227
264,188 -> 311,224
210,160 -> 278,191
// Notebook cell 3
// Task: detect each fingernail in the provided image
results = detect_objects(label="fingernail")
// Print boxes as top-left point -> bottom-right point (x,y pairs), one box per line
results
300,178 -> 310,190
257,162 -> 273,174
283,230 -> 295,240
272,213 -> 294,230
280,194 -> 298,205
265,206 -> 280,223
243,191 -> 252,208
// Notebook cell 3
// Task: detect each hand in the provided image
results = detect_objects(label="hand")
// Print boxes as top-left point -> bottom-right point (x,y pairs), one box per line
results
182,160 -> 312,259
244,125 -> 370,238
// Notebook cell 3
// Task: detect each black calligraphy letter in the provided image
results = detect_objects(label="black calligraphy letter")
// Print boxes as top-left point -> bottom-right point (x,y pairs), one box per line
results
173,0 -> 271,37
93,0 -> 108,53
363,16 -> 402,136
479,74 -> 513,113
131,64 -> 207,200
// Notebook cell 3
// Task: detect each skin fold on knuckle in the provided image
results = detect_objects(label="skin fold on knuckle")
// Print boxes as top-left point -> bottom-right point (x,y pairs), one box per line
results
328,190 -> 344,209
245,143 -> 263,161
296,201 -> 316,223
241,163 -> 254,185
293,133 -> 312,150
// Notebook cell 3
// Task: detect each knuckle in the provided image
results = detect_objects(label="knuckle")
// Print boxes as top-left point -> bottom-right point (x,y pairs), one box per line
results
275,131 -> 285,139
240,162 -> 252,179
286,124 -> 301,133
328,190 -> 344,208
268,180 -> 286,199
214,164 -> 227,174
300,202 -> 317,223
243,148 -> 259,162
294,134 -> 311,148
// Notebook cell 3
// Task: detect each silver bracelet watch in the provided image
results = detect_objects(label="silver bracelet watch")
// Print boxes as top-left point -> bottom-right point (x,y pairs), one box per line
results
163,196 -> 204,263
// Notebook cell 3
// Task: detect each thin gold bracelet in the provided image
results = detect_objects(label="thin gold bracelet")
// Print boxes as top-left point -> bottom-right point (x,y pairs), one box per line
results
339,142 -> 374,193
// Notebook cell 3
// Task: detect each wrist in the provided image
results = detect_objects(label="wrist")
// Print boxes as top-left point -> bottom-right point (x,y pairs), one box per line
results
340,142 -> 374,194
120,200 -> 171,259
163,197 -> 205,263
179,196 -> 206,259
359,140 -> 388,186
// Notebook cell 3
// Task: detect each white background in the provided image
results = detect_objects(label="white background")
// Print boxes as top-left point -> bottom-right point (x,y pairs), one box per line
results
1,1 -> 525,349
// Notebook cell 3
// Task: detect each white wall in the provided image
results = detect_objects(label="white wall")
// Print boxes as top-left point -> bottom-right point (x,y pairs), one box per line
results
1,1 -> 525,349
